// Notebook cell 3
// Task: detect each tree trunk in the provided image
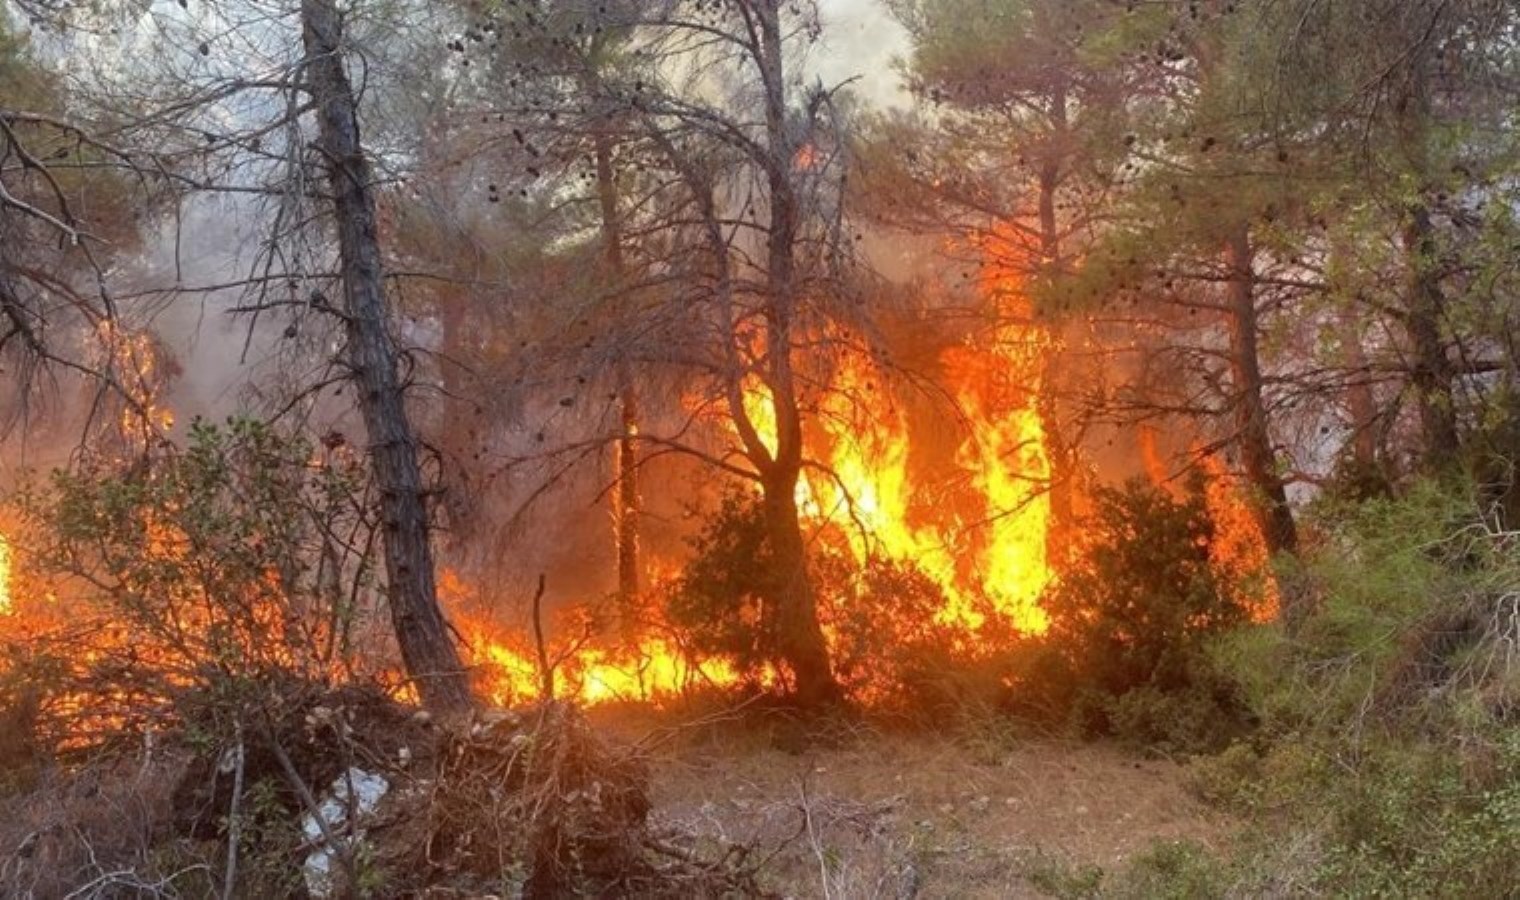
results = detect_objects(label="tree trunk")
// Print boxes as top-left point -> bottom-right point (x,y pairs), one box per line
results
593,133 -> 642,629
1339,315 -> 1381,469
1402,203 -> 1460,466
302,0 -> 471,714
761,469 -> 840,707
1035,84 -> 1075,568
613,382 -> 640,605
1392,47 -> 1460,469
1225,225 -> 1298,557
755,0 -> 840,707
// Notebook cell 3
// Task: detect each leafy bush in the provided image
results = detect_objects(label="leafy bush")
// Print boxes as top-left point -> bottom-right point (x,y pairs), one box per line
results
666,491 -> 782,688
1017,478 -> 1257,751
1169,479 -> 1520,896
1,417 -> 392,756
1222,478 -> 1517,737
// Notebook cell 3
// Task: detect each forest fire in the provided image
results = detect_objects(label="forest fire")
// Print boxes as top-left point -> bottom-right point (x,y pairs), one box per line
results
1199,452 -> 1281,622
0,293 -> 1280,717
453,292 -> 1063,706
442,570 -> 745,707
0,535 -> 11,616
1137,427 -> 1281,622
6,0 -> 1516,892
440,256 -> 1288,710
800,334 -> 1055,631
463,633 -> 741,708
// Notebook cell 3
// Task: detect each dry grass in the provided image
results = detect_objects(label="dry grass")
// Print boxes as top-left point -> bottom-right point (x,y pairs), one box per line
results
611,712 -> 1235,898
0,696 -> 1234,898
0,753 -> 213,899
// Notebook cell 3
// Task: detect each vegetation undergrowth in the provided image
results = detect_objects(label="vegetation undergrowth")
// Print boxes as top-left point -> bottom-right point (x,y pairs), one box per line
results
1031,478 -> 1520,898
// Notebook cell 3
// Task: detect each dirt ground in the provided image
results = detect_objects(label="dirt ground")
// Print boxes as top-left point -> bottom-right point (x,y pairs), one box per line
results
601,712 -> 1235,898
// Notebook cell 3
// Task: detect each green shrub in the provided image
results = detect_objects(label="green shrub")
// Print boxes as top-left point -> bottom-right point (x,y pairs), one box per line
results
666,491 -> 784,687
1110,840 -> 1226,900
1172,479 -> 1520,897
1018,478 -> 1257,751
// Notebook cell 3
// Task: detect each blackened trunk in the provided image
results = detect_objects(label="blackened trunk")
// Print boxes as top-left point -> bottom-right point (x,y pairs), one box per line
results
755,0 -> 840,706
1225,226 -> 1298,557
594,134 -> 642,624
302,0 -> 471,714
761,470 -> 840,707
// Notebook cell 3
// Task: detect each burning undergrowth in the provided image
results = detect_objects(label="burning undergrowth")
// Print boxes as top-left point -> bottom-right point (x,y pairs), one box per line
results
0,279 -> 1282,893
0,412 -> 769,895
433,226 -> 1280,714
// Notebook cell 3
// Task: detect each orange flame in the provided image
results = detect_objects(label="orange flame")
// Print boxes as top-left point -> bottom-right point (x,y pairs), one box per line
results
95,320 -> 175,440
464,632 -> 741,707
440,569 -> 743,707
803,340 -> 1052,631
0,535 -> 11,617
1198,451 -> 1280,622
1134,437 -> 1282,621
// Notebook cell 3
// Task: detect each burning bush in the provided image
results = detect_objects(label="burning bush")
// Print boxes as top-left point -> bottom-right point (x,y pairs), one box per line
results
0,423 -> 762,895
817,553 -> 988,713
667,490 -> 974,711
665,492 -> 782,692
0,417 -> 393,758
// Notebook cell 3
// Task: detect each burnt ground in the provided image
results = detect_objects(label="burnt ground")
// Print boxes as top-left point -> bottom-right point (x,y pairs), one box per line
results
595,709 -> 1235,898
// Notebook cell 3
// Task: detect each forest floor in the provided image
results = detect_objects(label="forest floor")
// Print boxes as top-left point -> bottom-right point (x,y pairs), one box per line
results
596,709 -> 1235,898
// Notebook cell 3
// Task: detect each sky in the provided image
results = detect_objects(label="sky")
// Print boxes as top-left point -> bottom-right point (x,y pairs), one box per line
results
815,0 -> 912,109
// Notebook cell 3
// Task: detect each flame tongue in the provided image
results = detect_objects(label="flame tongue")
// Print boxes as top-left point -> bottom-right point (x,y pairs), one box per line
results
942,326 -> 1053,630
807,337 -> 1053,632
0,535 -> 11,617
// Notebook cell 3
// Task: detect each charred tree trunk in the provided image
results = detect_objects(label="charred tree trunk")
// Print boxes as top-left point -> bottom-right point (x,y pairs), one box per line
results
755,0 -> 839,707
760,467 -> 839,707
1035,84 -> 1076,569
1225,226 -> 1298,557
593,133 -> 642,627
302,0 -> 471,714
1402,203 -> 1460,466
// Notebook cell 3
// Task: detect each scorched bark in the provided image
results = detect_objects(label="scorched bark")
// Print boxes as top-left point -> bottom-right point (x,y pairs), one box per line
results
302,0 -> 472,714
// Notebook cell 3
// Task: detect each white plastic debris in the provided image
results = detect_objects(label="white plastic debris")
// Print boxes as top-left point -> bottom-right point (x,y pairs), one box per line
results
301,767 -> 390,898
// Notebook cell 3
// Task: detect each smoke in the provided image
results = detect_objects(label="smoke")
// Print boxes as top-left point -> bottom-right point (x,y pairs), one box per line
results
128,195 -> 310,428
814,0 -> 912,110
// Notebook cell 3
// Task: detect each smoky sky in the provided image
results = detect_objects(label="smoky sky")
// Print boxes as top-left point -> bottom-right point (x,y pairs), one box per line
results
815,0 -> 911,109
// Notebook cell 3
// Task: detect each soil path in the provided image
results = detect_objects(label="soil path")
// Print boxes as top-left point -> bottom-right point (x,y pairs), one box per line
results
642,730 -> 1232,897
